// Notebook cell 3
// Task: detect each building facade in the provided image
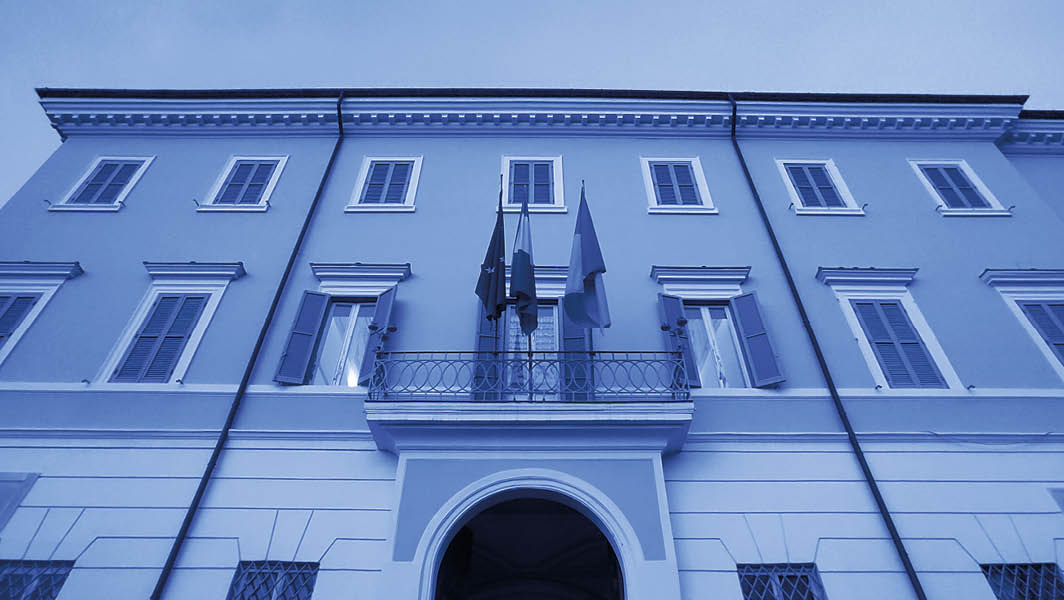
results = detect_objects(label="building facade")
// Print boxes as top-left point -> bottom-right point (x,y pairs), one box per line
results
0,88 -> 1063,600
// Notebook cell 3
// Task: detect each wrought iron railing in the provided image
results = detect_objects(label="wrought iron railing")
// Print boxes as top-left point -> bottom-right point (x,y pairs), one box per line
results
367,351 -> 689,402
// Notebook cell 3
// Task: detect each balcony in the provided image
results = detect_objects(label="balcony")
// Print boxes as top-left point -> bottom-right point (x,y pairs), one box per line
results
367,351 -> 690,402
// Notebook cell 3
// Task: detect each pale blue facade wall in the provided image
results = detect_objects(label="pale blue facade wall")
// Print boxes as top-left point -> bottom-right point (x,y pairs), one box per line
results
1006,153 -> 1064,221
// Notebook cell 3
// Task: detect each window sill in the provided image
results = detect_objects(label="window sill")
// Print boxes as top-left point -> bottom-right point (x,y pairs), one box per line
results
647,206 -> 718,215
197,204 -> 269,213
937,208 -> 1012,217
345,205 -> 417,213
502,206 -> 567,213
48,204 -> 121,212
794,207 -> 865,216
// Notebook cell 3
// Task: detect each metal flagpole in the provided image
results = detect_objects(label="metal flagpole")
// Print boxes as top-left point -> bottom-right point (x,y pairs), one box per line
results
527,332 -> 534,401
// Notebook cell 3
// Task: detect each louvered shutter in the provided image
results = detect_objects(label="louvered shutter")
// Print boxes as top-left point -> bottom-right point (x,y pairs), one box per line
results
532,162 -> 552,204
1020,302 -> 1064,364
559,298 -> 591,401
113,294 -> 206,382
0,295 -> 40,349
730,292 -> 785,388
851,300 -> 945,388
651,163 -> 678,205
510,161 -> 530,205
274,292 -> 330,385
672,163 -> 700,205
473,304 -> 501,400
658,293 -> 700,387
358,287 -> 396,386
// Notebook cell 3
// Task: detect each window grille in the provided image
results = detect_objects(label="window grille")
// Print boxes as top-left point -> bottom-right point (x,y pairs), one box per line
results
226,561 -> 319,600
981,563 -> 1064,600
0,560 -> 74,600
737,563 -> 828,600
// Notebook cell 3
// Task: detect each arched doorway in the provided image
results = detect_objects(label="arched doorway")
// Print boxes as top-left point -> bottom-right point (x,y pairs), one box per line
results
434,497 -> 623,600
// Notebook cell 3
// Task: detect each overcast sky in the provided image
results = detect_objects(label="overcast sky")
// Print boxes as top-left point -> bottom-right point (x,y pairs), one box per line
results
2,0 -> 1062,207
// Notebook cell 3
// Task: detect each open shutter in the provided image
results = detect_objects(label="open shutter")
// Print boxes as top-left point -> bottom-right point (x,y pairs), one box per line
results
560,298 -> 591,401
729,292 -> 785,388
358,286 -> 397,386
274,291 -> 329,385
0,295 -> 40,348
658,293 -> 700,387
473,304 -> 501,400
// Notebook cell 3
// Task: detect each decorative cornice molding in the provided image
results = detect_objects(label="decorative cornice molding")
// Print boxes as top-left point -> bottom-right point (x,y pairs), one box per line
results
816,267 -> 918,287
997,119 -> 1064,154
143,261 -> 246,280
504,265 -> 567,298
650,265 -> 750,299
980,269 -> 1064,288
0,261 -> 83,279
312,262 -> 411,295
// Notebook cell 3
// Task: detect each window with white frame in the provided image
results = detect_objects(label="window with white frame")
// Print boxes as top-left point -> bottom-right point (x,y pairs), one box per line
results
201,156 -> 287,211
776,159 -> 863,215
501,156 -> 565,211
54,156 -> 153,211
346,156 -> 423,212
683,303 -> 749,388
310,298 -> 377,386
100,262 -> 244,384
908,159 -> 1009,216
0,262 -> 83,368
640,157 -> 716,213
817,268 -> 962,390
981,269 -> 1064,382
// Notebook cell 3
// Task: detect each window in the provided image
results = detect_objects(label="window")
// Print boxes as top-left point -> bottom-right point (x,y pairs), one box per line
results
346,157 -> 422,212
737,564 -> 828,600
640,157 -> 716,213
1016,301 -> 1064,366
226,561 -> 319,600
850,299 -> 945,388
0,261 -> 83,368
684,304 -> 748,388
0,295 -> 41,353
981,563 -> 1064,600
201,156 -> 287,211
981,269 -> 1064,382
501,156 -> 564,211
54,156 -> 152,211
776,160 -> 863,215
0,560 -> 74,600
503,304 -> 558,391
0,473 -> 38,532
909,159 -> 1009,216
311,299 -> 376,385
111,294 -> 208,383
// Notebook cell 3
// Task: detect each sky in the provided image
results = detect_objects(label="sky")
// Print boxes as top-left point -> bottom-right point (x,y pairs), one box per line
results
2,0 -> 1063,207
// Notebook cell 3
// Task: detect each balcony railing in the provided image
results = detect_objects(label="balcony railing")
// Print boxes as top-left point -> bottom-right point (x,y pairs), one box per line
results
367,351 -> 689,402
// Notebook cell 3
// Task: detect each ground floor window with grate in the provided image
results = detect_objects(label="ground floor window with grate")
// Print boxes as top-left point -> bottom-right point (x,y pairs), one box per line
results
0,560 -> 74,600
981,563 -> 1064,600
737,563 -> 828,600
226,561 -> 319,600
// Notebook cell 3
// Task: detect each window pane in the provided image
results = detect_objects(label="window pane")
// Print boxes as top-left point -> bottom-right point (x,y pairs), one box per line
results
312,303 -> 354,385
341,304 -> 376,386
708,306 -> 746,388
684,308 -> 716,388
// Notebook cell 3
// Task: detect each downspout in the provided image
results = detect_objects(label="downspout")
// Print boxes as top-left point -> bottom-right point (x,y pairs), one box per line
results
150,91 -> 347,599
725,94 -> 928,600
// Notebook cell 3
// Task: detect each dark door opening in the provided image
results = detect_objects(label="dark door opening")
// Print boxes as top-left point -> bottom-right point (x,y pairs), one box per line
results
434,498 -> 623,600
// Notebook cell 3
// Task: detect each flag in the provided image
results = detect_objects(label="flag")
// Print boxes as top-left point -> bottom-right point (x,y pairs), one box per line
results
509,184 -> 538,335
564,184 -> 611,329
475,186 -> 507,320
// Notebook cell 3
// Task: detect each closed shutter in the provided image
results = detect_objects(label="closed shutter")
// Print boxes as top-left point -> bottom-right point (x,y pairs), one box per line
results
473,303 -> 501,400
658,293 -> 700,387
650,162 -> 701,206
113,294 -> 207,382
920,165 -> 989,209
70,160 -> 144,205
274,291 -> 330,385
786,164 -> 843,208
0,294 -> 41,349
851,300 -> 945,388
559,298 -> 591,401
1019,302 -> 1064,364
360,161 -> 413,205
729,292 -> 785,388
358,286 -> 397,386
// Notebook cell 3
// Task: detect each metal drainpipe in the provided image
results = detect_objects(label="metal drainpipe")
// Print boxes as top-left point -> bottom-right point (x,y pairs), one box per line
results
150,91 -> 347,600
725,94 -> 928,600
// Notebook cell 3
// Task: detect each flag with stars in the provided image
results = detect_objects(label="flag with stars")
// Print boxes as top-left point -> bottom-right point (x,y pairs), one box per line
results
475,186 -> 507,321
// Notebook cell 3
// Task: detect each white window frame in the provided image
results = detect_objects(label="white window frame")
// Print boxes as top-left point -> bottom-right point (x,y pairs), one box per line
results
199,155 -> 288,212
501,156 -> 566,213
908,158 -> 1010,217
51,156 -> 154,212
775,159 -> 864,216
346,156 -> 423,213
640,157 -> 717,214
0,263 -> 82,369
829,285 -> 963,390
984,280 -> 1064,383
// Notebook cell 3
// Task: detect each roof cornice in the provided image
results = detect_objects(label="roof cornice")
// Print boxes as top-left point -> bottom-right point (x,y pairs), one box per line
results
997,118 -> 1064,154
0,261 -> 84,279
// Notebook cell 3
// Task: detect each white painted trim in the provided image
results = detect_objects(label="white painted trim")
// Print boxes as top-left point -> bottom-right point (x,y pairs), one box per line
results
346,156 -> 423,211
312,262 -> 410,296
0,279 -> 66,368
501,155 -> 565,211
639,156 -> 716,212
828,285 -> 964,390
503,265 -> 566,299
907,158 -> 1011,216
95,278 -> 230,384
53,155 -> 154,210
0,381 -> 238,393
200,155 -> 288,211
774,158 -> 864,215
649,265 -> 748,300
990,285 -> 1064,382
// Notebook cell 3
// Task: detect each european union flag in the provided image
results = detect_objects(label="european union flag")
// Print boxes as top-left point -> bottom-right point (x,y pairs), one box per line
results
475,187 -> 507,321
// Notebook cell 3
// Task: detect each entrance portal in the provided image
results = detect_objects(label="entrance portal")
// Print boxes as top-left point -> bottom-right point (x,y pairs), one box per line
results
434,498 -> 623,600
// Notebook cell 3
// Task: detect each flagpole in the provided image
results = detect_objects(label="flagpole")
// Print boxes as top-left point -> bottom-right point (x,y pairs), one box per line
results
527,333 -> 534,402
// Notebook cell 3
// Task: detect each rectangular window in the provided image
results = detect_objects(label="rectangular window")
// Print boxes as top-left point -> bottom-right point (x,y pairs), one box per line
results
503,304 -> 557,391
785,164 -> 843,208
360,160 -> 415,204
850,299 -> 946,388
227,561 -> 319,600
650,162 -> 702,206
66,159 -> 147,206
737,563 -> 828,600
684,304 -> 747,388
919,164 -> 989,209
0,560 -> 75,600
1018,301 -> 1064,366
111,294 -> 207,383
0,294 -> 41,351
981,563 -> 1064,600
509,160 -> 554,205
310,300 -> 376,386
909,159 -> 1008,216
214,159 -> 279,205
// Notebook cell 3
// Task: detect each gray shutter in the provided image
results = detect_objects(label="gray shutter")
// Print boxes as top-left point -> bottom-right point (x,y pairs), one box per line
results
729,292 -> 785,388
1020,302 -> 1064,364
113,294 -> 206,382
0,295 -> 40,348
358,286 -> 397,386
560,298 -> 591,401
473,303 -> 501,400
657,293 -> 700,387
141,296 -> 206,382
851,300 -> 944,388
274,291 -> 330,385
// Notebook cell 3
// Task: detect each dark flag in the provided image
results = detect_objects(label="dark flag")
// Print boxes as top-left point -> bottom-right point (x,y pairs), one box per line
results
564,183 -> 611,328
475,185 -> 507,321
509,184 -> 538,335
